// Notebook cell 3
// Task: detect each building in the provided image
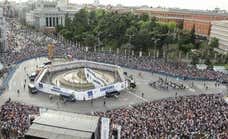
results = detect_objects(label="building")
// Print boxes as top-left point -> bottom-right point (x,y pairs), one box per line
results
0,0 -> 17,18
134,8 -> 228,37
16,0 -> 36,24
0,7 -> 6,52
210,20 -> 228,52
25,0 -> 81,31
25,109 -> 101,139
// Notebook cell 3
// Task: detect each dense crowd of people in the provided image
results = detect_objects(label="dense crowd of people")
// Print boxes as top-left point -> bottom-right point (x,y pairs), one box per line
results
149,77 -> 186,90
0,19 -> 227,83
95,94 -> 228,138
0,100 -> 39,138
0,19 -> 227,139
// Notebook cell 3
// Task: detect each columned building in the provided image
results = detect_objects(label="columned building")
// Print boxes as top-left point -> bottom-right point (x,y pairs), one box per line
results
25,0 -> 80,32
210,20 -> 228,52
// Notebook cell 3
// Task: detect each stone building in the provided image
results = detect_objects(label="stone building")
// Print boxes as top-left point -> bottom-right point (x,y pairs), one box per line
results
210,20 -> 228,52
25,0 -> 81,31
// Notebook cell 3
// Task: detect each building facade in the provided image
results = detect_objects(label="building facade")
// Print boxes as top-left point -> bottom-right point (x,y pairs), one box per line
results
210,20 -> 228,52
25,0 -> 81,32
0,7 -> 6,52
134,8 -> 228,37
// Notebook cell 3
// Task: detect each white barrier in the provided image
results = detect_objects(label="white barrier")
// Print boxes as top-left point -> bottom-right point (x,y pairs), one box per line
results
35,80 -> 127,100
34,60 -> 128,100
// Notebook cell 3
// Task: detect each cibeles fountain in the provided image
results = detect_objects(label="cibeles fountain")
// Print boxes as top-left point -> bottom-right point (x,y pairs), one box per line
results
51,68 -> 116,91
34,60 -> 128,100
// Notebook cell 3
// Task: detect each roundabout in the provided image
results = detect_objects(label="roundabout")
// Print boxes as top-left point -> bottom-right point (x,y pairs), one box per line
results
0,57 -> 226,113
34,60 -> 127,100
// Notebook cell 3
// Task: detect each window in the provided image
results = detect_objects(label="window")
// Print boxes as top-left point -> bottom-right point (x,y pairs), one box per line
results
46,17 -> 48,26
53,17 -> 55,26
49,17 -> 52,27
56,17 -> 59,25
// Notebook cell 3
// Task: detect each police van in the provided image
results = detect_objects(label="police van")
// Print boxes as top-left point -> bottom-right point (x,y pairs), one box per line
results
29,72 -> 38,81
28,83 -> 38,94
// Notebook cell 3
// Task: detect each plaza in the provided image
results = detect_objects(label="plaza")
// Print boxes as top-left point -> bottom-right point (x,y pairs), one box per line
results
0,57 -> 226,114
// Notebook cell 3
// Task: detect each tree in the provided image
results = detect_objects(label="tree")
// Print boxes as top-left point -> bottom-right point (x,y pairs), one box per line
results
209,37 -> 219,48
191,55 -> 199,65
65,13 -> 72,30
140,13 -> 149,21
125,26 -> 137,44
179,43 -> 194,54
204,58 -> 213,69
177,20 -> 184,30
56,25 -> 64,32
190,24 -> 196,44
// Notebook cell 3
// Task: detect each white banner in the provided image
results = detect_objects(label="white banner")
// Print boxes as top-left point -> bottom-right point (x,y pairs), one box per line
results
101,117 -> 110,139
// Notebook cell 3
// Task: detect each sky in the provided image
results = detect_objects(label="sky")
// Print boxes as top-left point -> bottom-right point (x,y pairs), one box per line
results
10,0 -> 228,11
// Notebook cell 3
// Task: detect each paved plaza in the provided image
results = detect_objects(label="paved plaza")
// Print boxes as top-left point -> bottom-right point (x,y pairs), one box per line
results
0,57 -> 227,114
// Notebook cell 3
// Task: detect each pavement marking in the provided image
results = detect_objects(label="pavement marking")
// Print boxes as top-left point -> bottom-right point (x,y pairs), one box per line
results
127,91 -> 148,102
189,88 -> 196,92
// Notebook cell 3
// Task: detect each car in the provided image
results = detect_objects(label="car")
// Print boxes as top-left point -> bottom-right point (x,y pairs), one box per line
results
60,94 -> 76,102
43,61 -> 52,65
130,82 -> 136,88
105,91 -> 120,98
29,72 -> 38,81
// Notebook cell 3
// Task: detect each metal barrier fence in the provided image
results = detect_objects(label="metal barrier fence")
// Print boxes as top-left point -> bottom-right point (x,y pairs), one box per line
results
0,51 -> 222,96
0,54 -> 47,96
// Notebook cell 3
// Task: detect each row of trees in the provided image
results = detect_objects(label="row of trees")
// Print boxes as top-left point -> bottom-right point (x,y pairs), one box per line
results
57,9 -> 197,54
56,8 -> 225,65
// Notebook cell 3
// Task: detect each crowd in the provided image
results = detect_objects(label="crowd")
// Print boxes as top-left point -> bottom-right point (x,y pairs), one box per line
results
149,77 -> 186,90
0,68 -> 8,78
95,94 -> 228,138
0,100 -> 39,138
0,19 -> 227,83
0,19 -> 227,138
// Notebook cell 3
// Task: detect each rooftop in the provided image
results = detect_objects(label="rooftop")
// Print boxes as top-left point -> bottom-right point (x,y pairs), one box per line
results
25,109 -> 100,139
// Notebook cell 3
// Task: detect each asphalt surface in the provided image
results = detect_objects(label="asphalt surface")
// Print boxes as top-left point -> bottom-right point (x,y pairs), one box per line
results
0,57 -> 227,114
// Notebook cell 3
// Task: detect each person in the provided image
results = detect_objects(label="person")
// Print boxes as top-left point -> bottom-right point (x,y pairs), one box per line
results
49,95 -> 53,100
17,89 -> 20,96
142,92 -> 144,98
104,100 -> 106,106
7,97 -> 11,103
138,72 -> 142,78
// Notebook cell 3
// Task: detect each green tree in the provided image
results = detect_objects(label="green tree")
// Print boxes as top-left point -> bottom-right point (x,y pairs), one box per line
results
209,37 -> 219,48
190,24 -> 196,44
177,20 -> 184,30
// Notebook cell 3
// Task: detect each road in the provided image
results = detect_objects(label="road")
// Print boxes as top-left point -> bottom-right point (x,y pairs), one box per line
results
0,57 -> 227,114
